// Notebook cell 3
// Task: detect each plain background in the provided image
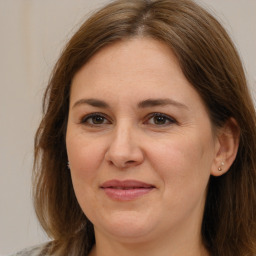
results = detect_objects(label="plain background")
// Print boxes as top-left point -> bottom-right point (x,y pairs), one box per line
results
0,1 -> 255,255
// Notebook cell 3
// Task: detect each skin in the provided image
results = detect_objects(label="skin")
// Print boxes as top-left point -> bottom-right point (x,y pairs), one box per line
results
66,38 -> 235,256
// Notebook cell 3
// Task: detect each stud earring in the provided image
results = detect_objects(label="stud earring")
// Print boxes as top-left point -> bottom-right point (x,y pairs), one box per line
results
67,161 -> 70,169
218,161 -> 224,171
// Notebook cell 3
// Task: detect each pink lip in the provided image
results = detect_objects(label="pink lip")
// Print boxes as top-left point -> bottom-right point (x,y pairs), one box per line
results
100,180 -> 155,201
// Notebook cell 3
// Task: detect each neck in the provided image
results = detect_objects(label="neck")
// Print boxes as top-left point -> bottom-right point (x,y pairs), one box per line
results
89,228 -> 209,256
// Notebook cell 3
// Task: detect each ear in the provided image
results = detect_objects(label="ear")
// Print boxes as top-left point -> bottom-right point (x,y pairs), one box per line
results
211,118 -> 240,177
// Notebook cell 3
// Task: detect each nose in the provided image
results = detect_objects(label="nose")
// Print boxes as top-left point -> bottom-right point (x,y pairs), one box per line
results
104,124 -> 144,169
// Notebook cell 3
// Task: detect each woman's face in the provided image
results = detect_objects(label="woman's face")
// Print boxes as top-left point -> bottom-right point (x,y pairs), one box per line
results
66,38 -> 219,244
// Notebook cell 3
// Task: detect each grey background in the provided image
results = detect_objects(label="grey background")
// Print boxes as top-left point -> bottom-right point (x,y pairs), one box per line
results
0,0 -> 255,255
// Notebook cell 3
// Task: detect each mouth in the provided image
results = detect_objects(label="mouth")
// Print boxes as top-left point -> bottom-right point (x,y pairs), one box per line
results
100,180 -> 155,201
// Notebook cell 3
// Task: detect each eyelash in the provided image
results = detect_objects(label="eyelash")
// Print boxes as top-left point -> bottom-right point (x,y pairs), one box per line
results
80,112 -> 177,127
145,112 -> 177,126
80,112 -> 111,126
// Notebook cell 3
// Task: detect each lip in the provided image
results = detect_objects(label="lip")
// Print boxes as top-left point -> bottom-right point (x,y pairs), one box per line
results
100,179 -> 155,201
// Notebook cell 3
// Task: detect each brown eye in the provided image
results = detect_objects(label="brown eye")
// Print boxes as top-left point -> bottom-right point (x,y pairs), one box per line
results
146,113 -> 176,126
91,115 -> 105,124
153,115 -> 167,125
81,113 -> 110,125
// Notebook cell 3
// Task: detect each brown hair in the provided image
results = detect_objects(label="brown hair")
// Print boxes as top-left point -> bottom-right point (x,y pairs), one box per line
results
34,0 -> 256,255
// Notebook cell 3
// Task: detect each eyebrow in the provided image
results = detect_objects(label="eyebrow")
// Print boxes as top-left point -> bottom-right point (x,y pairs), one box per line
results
72,98 -> 110,109
138,98 -> 189,110
72,98 -> 188,110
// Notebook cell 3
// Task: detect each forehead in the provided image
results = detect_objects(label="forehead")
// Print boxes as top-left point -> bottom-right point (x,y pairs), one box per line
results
82,37 -> 181,70
72,38 -> 187,90
70,38 -> 205,111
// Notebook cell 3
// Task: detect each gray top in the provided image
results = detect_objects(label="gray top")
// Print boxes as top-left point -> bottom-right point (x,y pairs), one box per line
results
9,243 -> 50,256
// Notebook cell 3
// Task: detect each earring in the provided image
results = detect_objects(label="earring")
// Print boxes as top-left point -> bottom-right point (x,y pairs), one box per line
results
218,161 -> 224,171
67,161 -> 70,169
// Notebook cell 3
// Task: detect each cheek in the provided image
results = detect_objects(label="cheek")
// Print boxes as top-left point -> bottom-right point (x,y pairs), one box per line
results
66,135 -> 107,214
66,133 -> 106,183
147,134 -> 213,194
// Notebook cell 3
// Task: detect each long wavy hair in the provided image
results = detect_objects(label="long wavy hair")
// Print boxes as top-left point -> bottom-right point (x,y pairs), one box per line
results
33,0 -> 256,255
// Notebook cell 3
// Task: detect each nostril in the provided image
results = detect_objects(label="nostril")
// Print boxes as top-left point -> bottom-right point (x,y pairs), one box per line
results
124,160 -> 140,167
126,160 -> 136,164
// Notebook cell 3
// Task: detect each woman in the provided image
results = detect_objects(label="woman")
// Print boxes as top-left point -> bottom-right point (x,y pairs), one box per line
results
13,0 -> 256,255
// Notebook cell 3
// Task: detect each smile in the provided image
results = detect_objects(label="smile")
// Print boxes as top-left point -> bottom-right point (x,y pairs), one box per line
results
100,180 -> 155,201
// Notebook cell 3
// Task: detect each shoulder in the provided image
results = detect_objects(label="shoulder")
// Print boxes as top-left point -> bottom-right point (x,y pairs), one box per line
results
9,243 -> 50,256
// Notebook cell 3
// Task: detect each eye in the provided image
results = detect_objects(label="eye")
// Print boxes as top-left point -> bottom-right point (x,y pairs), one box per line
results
81,113 -> 111,126
146,113 -> 176,126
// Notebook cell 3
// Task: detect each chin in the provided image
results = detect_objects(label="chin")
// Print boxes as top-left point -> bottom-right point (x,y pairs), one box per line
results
94,211 -> 157,241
